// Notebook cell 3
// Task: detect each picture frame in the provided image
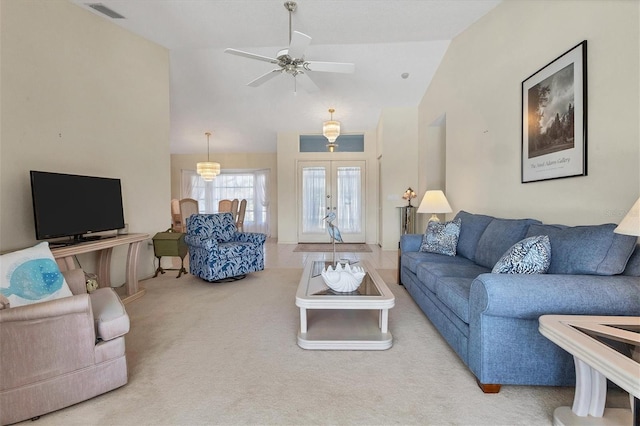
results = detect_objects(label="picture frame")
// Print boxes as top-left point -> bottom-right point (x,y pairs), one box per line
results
521,40 -> 587,183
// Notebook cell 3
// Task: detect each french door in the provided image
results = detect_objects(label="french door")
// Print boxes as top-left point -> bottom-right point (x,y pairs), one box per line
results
297,160 -> 365,243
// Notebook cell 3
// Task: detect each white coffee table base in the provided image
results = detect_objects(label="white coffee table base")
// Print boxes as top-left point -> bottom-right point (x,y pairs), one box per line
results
553,407 -> 631,426
297,309 -> 393,350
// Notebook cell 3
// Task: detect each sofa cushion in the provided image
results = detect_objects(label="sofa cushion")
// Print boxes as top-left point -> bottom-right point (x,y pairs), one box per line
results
89,287 -> 130,341
435,277 -> 475,323
492,235 -> 551,274
402,251 -> 474,275
454,211 -> 494,262
0,242 -> 73,308
475,218 -> 541,269
416,261 -> 490,294
526,223 -> 637,275
420,218 -> 461,256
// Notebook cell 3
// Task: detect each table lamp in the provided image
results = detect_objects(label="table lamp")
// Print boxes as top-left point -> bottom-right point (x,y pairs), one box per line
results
614,197 -> 640,236
417,190 -> 452,222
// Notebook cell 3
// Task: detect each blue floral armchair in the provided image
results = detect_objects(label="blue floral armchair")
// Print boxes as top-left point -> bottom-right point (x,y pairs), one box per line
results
185,213 -> 266,282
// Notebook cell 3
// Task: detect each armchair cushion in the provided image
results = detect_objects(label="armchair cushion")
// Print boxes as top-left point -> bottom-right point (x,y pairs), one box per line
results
0,242 -> 72,307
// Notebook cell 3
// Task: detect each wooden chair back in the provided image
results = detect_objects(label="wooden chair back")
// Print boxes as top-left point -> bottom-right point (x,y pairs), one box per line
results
179,198 -> 199,230
218,199 -> 232,213
236,199 -> 247,232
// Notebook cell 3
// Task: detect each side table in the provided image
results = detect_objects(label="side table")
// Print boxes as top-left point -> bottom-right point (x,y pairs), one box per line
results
152,231 -> 188,278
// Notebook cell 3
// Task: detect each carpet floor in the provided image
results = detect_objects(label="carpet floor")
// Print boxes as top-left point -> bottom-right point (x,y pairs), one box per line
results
26,268 -> 629,425
293,243 -> 372,253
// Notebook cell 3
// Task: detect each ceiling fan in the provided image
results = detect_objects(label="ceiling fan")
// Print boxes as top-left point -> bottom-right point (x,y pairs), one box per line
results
224,1 -> 355,92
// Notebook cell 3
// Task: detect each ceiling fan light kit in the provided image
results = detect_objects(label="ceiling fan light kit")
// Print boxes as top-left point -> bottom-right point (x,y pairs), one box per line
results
224,1 -> 354,92
196,132 -> 221,181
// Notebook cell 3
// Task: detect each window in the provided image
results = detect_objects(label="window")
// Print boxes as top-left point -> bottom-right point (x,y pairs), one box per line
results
299,134 -> 364,152
181,169 -> 270,235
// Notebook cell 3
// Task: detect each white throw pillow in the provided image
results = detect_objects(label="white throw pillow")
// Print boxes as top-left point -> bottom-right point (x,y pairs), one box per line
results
0,242 -> 73,307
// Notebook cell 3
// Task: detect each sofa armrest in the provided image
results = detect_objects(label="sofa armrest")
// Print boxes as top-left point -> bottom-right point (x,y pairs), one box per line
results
470,273 -> 640,320
233,232 -> 266,245
0,294 -> 98,390
62,268 -> 87,295
400,234 -> 423,253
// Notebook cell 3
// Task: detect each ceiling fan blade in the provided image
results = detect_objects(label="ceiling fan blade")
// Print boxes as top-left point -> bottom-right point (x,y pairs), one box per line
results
304,61 -> 355,74
247,69 -> 283,87
296,72 -> 319,93
224,48 -> 279,64
288,31 -> 312,59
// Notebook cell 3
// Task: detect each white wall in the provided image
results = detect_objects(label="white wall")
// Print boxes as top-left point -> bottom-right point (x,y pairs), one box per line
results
378,107 -> 419,250
0,0 -> 171,282
170,152 -> 278,236
419,0 -> 639,226
276,131 -> 378,245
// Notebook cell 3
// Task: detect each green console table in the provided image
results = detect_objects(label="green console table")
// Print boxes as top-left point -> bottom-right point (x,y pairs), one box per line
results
152,231 -> 188,278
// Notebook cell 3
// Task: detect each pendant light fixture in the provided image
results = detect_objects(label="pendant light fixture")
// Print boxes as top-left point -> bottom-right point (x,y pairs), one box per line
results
323,108 -> 340,152
196,132 -> 220,181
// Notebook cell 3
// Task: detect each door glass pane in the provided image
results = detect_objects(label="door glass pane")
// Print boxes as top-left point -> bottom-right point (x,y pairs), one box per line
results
336,166 -> 361,233
302,167 -> 327,233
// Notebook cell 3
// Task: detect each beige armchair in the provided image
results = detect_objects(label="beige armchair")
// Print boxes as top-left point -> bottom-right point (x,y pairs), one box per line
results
0,269 -> 130,425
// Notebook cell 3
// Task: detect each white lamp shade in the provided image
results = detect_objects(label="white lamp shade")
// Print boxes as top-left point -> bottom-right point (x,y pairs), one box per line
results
417,190 -> 452,214
614,197 -> 640,236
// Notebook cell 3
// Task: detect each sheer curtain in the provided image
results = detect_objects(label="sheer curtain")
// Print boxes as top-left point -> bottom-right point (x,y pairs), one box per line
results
335,166 -> 361,233
181,169 -> 270,236
301,167 -> 327,233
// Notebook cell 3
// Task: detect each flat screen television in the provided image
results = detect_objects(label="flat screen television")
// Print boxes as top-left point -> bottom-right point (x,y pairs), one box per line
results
30,170 -> 125,243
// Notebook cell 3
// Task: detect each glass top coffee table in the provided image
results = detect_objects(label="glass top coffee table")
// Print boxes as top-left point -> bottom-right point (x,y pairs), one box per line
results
295,258 -> 395,350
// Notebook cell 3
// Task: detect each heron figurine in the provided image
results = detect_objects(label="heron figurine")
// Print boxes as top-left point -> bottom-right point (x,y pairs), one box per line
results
324,212 -> 343,265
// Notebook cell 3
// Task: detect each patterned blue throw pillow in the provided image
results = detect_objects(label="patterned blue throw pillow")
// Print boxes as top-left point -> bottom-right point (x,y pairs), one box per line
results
492,235 -> 551,274
419,218 -> 461,257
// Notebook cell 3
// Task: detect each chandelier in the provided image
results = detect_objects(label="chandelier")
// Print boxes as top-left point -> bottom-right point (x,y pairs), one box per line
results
196,132 -> 221,181
323,108 -> 340,152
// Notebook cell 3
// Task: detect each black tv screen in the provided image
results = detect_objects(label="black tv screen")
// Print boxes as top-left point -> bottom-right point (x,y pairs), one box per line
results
30,170 -> 125,242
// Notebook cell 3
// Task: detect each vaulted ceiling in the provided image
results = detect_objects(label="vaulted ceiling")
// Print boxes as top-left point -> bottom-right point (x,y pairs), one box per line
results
69,0 -> 501,154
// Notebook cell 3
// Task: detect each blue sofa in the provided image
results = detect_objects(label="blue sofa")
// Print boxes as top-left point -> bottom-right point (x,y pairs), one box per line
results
400,210 -> 640,393
185,213 -> 266,282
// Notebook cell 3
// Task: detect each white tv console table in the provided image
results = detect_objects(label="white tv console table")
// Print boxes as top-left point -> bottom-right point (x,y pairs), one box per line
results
51,233 -> 149,304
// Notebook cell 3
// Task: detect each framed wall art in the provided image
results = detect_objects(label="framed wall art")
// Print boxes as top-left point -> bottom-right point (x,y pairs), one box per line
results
521,40 -> 587,183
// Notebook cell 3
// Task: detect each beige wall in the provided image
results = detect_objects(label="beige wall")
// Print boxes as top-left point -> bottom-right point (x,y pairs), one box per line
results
378,107 -> 419,250
170,153 -> 278,236
0,0 -> 170,282
276,131 -> 378,245
419,0 -> 639,226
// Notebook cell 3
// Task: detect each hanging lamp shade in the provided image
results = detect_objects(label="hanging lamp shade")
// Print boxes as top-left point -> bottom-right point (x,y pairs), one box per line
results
323,108 -> 340,144
196,132 -> 221,181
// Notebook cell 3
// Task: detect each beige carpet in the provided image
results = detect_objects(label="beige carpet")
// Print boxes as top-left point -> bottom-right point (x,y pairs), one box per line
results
26,268 -> 629,425
293,243 -> 372,253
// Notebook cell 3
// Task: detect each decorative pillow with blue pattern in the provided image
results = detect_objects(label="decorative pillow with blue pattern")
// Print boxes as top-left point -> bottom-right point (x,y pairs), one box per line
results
492,235 -> 551,274
0,242 -> 73,308
419,218 -> 461,257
